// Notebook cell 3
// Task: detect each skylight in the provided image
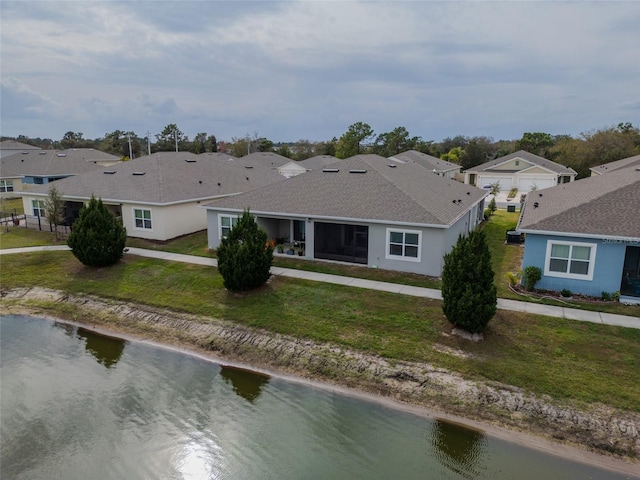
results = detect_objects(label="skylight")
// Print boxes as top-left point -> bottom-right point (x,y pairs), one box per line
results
322,168 -> 339,172
104,170 -> 116,174
132,172 -> 146,176
349,169 -> 367,174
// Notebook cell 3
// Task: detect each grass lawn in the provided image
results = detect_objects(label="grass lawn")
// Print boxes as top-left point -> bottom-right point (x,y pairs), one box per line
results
2,250 -> 639,412
2,215 -> 638,315
0,197 -> 24,216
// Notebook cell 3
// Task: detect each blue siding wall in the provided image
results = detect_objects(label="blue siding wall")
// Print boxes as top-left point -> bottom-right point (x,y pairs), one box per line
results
521,234 -> 626,296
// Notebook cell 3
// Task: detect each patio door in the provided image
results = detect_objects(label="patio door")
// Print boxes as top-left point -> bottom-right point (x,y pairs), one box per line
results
620,246 -> 640,297
314,222 -> 368,264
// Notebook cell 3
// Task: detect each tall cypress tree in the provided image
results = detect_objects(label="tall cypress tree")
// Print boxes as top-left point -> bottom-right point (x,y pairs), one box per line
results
67,196 -> 126,267
216,209 -> 273,292
441,229 -> 497,333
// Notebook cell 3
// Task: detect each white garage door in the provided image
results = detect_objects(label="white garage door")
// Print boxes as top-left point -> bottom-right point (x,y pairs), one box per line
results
517,178 -> 555,192
478,176 -> 512,191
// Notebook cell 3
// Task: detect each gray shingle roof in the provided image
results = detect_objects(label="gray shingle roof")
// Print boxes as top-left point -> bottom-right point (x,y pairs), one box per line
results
465,150 -> 577,175
518,165 -> 640,239
1,149 -> 119,177
589,154 -> 640,175
298,155 -> 340,170
0,140 -> 41,151
390,150 -> 460,173
203,154 -> 487,227
24,152 -> 286,204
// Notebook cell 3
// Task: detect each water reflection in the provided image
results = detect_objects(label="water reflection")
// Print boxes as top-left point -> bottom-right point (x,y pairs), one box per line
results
76,327 -> 126,369
430,419 -> 487,478
219,365 -> 270,403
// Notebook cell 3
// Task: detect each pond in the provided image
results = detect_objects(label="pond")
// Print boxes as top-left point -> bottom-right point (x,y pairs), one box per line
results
0,315 -> 634,480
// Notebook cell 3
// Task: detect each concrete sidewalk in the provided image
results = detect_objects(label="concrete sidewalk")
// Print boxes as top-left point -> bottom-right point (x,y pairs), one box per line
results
2,245 -> 639,329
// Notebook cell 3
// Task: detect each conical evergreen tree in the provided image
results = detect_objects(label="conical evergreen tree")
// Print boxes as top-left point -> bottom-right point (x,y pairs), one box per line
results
216,209 -> 273,292
67,196 -> 127,267
441,229 -> 497,333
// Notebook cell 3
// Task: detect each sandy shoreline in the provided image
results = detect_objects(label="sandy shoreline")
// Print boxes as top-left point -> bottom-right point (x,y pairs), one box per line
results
1,287 -> 639,477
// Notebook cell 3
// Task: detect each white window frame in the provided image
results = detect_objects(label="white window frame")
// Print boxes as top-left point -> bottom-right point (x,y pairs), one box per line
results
133,208 -> 152,230
32,199 -> 45,217
0,180 -> 14,192
544,240 -> 597,281
385,228 -> 422,262
218,214 -> 239,239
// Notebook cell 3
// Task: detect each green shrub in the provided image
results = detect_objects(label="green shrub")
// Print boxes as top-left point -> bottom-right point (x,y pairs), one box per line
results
67,196 -> 126,267
560,289 -> 572,298
483,208 -> 491,221
612,291 -> 621,301
488,197 -> 497,214
523,266 -> 542,291
216,209 -> 273,292
506,271 -> 522,287
507,187 -> 518,199
442,229 -> 497,334
601,291 -> 612,301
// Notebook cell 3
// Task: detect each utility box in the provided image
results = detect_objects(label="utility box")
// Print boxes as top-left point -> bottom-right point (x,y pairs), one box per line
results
506,230 -> 524,244
507,205 -> 516,212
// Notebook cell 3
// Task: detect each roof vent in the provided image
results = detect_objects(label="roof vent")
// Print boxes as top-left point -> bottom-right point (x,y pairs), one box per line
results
533,202 -> 539,208
244,165 -> 254,169
56,153 -> 67,157
538,193 -> 542,197
104,170 -> 116,174
387,164 -> 397,168
246,177 -> 249,180
217,182 -> 221,186
349,169 -> 367,174
21,151 -> 29,154
39,152 -> 47,155
185,159 -> 196,163
322,168 -> 339,173
133,171 -> 145,176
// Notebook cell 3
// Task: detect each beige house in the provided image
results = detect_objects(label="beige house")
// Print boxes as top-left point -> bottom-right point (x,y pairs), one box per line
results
463,150 -> 576,192
21,152 -> 286,241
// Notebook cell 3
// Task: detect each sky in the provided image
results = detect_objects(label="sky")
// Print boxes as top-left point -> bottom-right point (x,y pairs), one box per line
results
1,1 -> 639,144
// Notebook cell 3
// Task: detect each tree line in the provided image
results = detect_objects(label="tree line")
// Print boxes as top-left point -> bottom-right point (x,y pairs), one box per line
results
4,121 -> 639,178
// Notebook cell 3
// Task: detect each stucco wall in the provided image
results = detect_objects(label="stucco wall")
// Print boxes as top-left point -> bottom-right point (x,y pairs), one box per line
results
124,201 -> 206,241
521,233 -> 627,296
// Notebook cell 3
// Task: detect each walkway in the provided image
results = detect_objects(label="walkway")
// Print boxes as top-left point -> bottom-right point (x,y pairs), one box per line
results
2,246 -> 639,329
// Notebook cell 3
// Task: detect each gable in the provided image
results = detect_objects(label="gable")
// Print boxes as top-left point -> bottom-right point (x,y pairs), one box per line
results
520,165 -> 556,175
487,157 -> 532,172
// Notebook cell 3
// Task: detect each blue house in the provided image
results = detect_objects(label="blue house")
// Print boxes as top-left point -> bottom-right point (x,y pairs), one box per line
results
518,162 -> 640,304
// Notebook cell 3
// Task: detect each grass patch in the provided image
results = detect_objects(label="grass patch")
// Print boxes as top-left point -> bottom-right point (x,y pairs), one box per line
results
0,227 -> 63,249
3,221 -> 638,315
2,251 -> 639,411
1,197 -> 24,216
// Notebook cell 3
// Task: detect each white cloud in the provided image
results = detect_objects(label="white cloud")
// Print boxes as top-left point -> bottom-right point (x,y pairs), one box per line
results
0,1 -> 638,142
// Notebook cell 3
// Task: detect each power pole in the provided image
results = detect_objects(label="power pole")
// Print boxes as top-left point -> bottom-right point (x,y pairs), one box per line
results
174,130 -> 178,152
146,131 -> 151,156
127,133 -> 133,160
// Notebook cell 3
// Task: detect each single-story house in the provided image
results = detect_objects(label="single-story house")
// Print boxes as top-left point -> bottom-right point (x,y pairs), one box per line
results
463,150 -> 577,193
203,154 -> 487,277
389,150 -> 461,179
589,154 -> 640,176
0,140 -> 41,158
1,148 -> 121,193
518,163 -> 640,304
21,152 -> 286,241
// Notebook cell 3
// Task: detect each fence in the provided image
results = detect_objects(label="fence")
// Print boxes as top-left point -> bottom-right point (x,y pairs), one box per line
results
1,213 -> 70,237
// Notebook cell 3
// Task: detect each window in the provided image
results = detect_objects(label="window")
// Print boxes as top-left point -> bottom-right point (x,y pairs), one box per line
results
32,199 -> 45,217
219,215 -> 238,239
545,240 -> 596,280
134,208 -> 152,229
0,180 -> 14,192
386,228 -> 421,262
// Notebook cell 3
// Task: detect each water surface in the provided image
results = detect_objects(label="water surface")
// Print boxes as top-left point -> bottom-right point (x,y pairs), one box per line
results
0,315 -> 632,479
